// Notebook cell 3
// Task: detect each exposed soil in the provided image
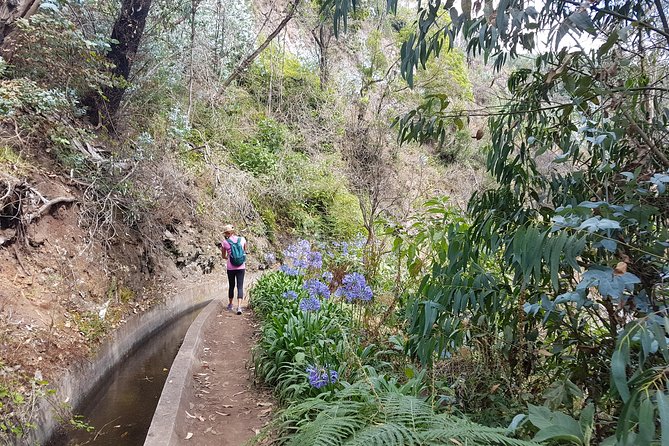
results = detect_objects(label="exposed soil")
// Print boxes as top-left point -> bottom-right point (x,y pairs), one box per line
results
0,165 -> 268,445
179,291 -> 274,446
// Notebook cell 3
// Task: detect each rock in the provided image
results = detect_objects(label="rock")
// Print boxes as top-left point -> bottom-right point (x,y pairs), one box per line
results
0,228 -> 16,246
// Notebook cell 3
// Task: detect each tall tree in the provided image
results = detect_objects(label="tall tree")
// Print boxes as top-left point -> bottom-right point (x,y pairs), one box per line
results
89,0 -> 153,126
311,17 -> 333,87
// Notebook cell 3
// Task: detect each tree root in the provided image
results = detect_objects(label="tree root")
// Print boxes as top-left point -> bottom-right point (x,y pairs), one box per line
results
25,196 -> 77,224
0,174 -> 77,247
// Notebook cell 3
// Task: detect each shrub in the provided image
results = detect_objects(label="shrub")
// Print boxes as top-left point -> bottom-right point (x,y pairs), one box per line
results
9,0 -> 114,94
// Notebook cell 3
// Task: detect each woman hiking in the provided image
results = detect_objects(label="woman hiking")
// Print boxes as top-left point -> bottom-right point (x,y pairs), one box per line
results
220,224 -> 247,315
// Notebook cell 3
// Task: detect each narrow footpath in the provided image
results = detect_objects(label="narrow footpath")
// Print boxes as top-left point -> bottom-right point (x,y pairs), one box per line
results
177,276 -> 274,445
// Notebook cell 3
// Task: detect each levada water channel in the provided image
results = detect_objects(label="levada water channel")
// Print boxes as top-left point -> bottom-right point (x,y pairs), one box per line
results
48,307 -> 202,446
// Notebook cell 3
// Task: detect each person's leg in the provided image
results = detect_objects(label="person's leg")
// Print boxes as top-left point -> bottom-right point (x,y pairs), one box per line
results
236,269 -> 245,314
227,270 -> 236,310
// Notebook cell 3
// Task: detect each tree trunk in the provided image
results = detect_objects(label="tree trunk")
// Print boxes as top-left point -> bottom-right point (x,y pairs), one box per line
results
0,0 -> 40,55
186,0 -> 200,121
311,22 -> 331,88
89,0 -> 153,126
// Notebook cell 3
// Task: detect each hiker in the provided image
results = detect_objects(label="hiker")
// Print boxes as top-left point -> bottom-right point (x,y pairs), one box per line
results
220,224 -> 247,314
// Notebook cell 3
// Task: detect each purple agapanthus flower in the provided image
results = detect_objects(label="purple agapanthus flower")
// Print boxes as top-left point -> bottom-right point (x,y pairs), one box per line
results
280,240 -> 323,276
299,296 -> 321,312
280,264 -> 299,276
303,279 -> 330,299
264,252 -> 276,265
335,272 -> 373,302
321,271 -> 333,284
282,290 -> 298,300
306,365 -> 339,389
307,251 -> 323,269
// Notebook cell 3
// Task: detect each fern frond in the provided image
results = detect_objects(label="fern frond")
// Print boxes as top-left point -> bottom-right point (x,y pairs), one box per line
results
275,386 -> 540,446
342,421 -> 421,446
421,415 -> 539,446
380,393 -> 434,428
286,413 -> 367,446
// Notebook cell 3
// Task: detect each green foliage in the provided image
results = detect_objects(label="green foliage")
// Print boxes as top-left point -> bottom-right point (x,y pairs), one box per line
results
273,380 -> 539,446
231,140 -> 278,175
383,0 -> 669,441
254,302 -> 350,403
525,404 -> 594,445
251,271 -> 354,403
250,271 -> 302,319
326,192 -> 364,241
230,116 -> 286,175
10,0 -> 114,93
68,414 -> 94,432
72,311 -> 107,343
0,145 -> 30,173
0,365 -> 53,442
250,266 -> 532,445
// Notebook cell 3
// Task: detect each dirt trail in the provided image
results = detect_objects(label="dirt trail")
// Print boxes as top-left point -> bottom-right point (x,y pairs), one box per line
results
177,273 -> 274,446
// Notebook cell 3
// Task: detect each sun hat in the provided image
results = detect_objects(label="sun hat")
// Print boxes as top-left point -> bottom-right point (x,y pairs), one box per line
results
222,224 -> 234,233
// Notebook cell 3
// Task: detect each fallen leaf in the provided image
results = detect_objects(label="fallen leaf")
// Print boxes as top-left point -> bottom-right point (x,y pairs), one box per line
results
215,411 -> 230,416
186,432 -> 193,440
185,411 -> 197,418
257,402 -> 273,407
614,262 -> 628,275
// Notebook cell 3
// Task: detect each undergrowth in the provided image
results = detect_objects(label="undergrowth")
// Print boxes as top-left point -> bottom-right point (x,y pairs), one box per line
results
248,240 -> 539,446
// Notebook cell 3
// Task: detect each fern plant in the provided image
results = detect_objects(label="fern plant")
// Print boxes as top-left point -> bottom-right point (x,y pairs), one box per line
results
272,382 -> 540,446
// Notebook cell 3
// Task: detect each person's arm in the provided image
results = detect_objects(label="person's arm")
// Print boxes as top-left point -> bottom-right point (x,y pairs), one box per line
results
243,238 -> 248,253
221,242 -> 228,260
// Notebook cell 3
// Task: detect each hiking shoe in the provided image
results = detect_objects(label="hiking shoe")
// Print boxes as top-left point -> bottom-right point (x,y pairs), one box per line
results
226,303 -> 233,311
236,307 -> 243,315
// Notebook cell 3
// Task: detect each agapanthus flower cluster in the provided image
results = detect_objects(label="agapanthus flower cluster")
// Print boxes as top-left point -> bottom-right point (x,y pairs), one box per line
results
321,271 -> 333,284
335,272 -> 373,302
303,279 -> 330,300
299,296 -> 321,312
306,364 -> 339,389
280,240 -> 323,276
282,290 -> 298,300
307,251 -> 323,269
264,252 -> 276,265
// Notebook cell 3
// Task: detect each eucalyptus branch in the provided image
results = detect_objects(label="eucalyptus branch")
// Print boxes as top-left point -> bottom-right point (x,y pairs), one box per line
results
219,0 -> 302,93
653,0 -> 669,47
622,109 -> 669,168
563,0 -> 669,44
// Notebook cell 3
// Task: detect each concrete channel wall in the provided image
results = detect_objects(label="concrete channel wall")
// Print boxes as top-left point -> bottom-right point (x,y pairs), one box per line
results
143,298 -> 223,446
28,279 -> 224,446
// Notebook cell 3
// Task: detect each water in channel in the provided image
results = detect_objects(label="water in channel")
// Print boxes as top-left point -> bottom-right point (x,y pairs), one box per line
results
53,307 -> 202,446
